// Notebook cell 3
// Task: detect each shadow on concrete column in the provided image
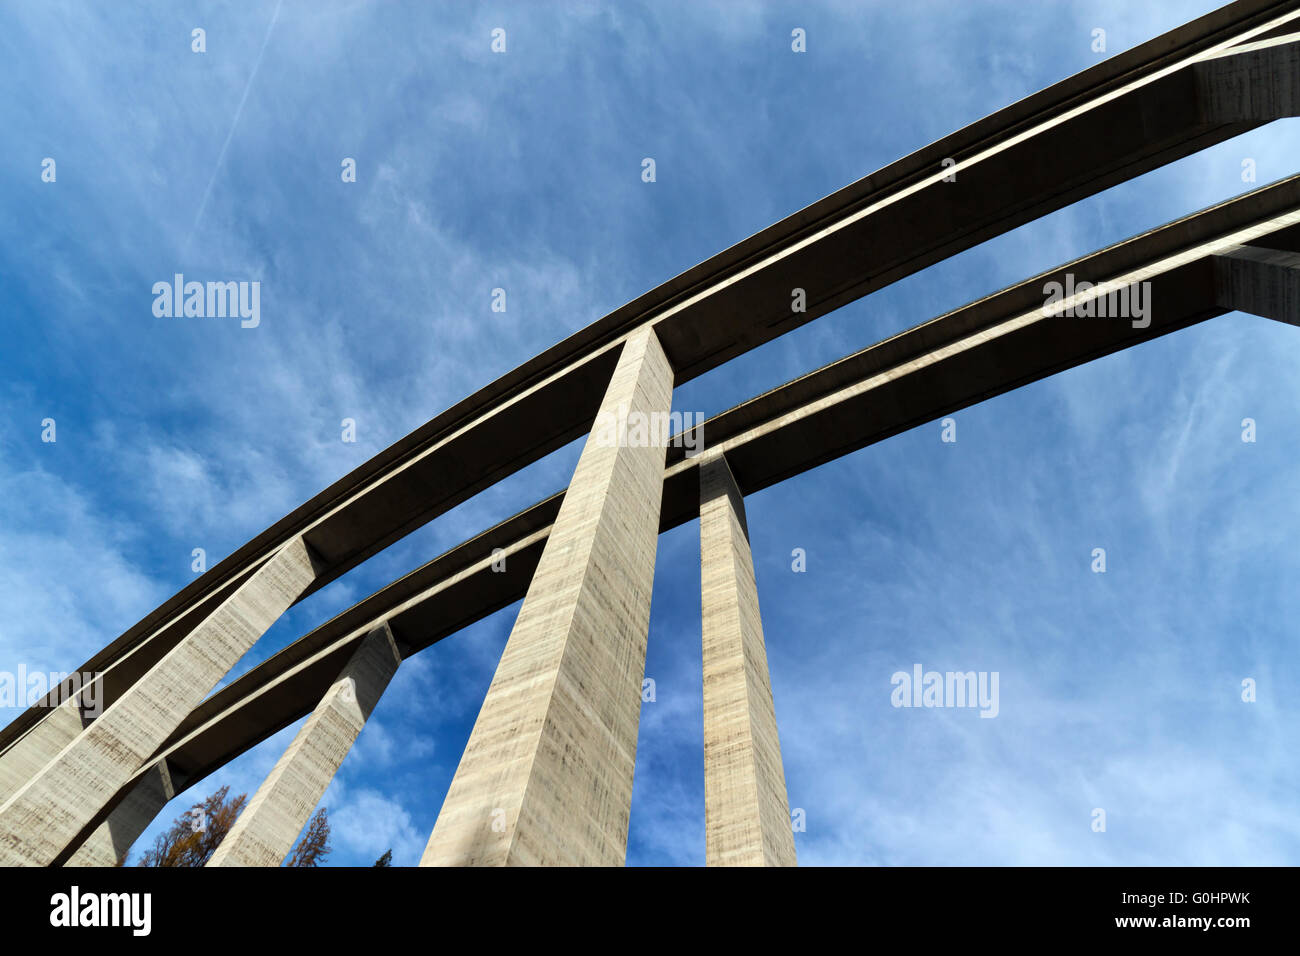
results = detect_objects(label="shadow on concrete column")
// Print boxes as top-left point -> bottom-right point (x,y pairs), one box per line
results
64,760 -> 179,867
1214,240 -> 1300,326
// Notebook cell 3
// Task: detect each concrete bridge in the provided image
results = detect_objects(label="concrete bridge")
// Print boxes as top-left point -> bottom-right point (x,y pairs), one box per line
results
2,0 -> 1299,866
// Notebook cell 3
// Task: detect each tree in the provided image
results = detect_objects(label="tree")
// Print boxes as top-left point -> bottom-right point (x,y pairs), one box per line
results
138,785 -> 246,867
136,786 -> 332,867
373,849 -> 392,867
285,807 -> 331,867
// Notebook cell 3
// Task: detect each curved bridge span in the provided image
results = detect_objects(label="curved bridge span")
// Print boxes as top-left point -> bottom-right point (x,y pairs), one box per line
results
3,0 -> 1300,866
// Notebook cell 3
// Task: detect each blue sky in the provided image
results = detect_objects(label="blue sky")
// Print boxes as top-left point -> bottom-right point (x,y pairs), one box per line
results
2,0 -> 1299,866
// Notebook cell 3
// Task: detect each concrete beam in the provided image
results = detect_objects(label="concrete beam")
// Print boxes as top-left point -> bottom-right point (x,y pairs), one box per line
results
421,328 -> 673,866
8,0 -> 1296,767
699,456 -> 796,867
83,176 -> 1300,826
208,624 -> 401,867
49,508 -> 555,865
0,537 -> 319,866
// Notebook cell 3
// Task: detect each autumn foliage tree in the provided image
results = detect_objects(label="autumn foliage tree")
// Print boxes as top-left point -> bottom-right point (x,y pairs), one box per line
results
137,786 -> 331,867
138,785 -> 245,867
285,807 -> 331,867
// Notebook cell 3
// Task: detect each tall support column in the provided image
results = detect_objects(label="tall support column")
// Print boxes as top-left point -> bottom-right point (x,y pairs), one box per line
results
65,760 -> 178,867
0,572 -> 250,813
421,327 -> 673,867
699,455 -> 796,867
0,537 -> 319,866
0,698 -> 87,807
208,624 -> 401,867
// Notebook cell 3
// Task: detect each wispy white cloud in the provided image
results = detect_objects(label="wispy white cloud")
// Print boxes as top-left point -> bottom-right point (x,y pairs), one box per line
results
4,0 -> 1299,869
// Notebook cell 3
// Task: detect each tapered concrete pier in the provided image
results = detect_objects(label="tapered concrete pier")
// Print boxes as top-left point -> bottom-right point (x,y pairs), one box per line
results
0,698 -> 87,808
209,624 -> 401,867
699,456 -> 796,866
65,760 -> 178,867
0,537 -> 319,866
421,328 -> 673,866
4,1 -> 1299,870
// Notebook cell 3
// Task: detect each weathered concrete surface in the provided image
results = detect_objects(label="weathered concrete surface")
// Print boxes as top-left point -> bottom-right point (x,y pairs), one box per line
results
8,0 -> 1295,773
78,180 -> 1300,828
1214,241 -> 1300,323
0,698 -> 86,808
421,328 -> 673,866
699,456 -> 796,867
0,537 -> 318,866
208,624 -> 401,867
1197,32 -> 1300,120
65,760 -> 177,867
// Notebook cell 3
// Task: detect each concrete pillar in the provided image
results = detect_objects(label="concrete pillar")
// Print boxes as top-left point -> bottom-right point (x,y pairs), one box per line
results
0,572 -> 249,811
0,537 -> 319,866
208,624 -> 401,867
1214,244 -> 1300,326
0,698 -> 87,808
64,760 -> 178,867
421,327 -> 673,866
1196,36 -> 1300,124
699,455 -> 796,866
